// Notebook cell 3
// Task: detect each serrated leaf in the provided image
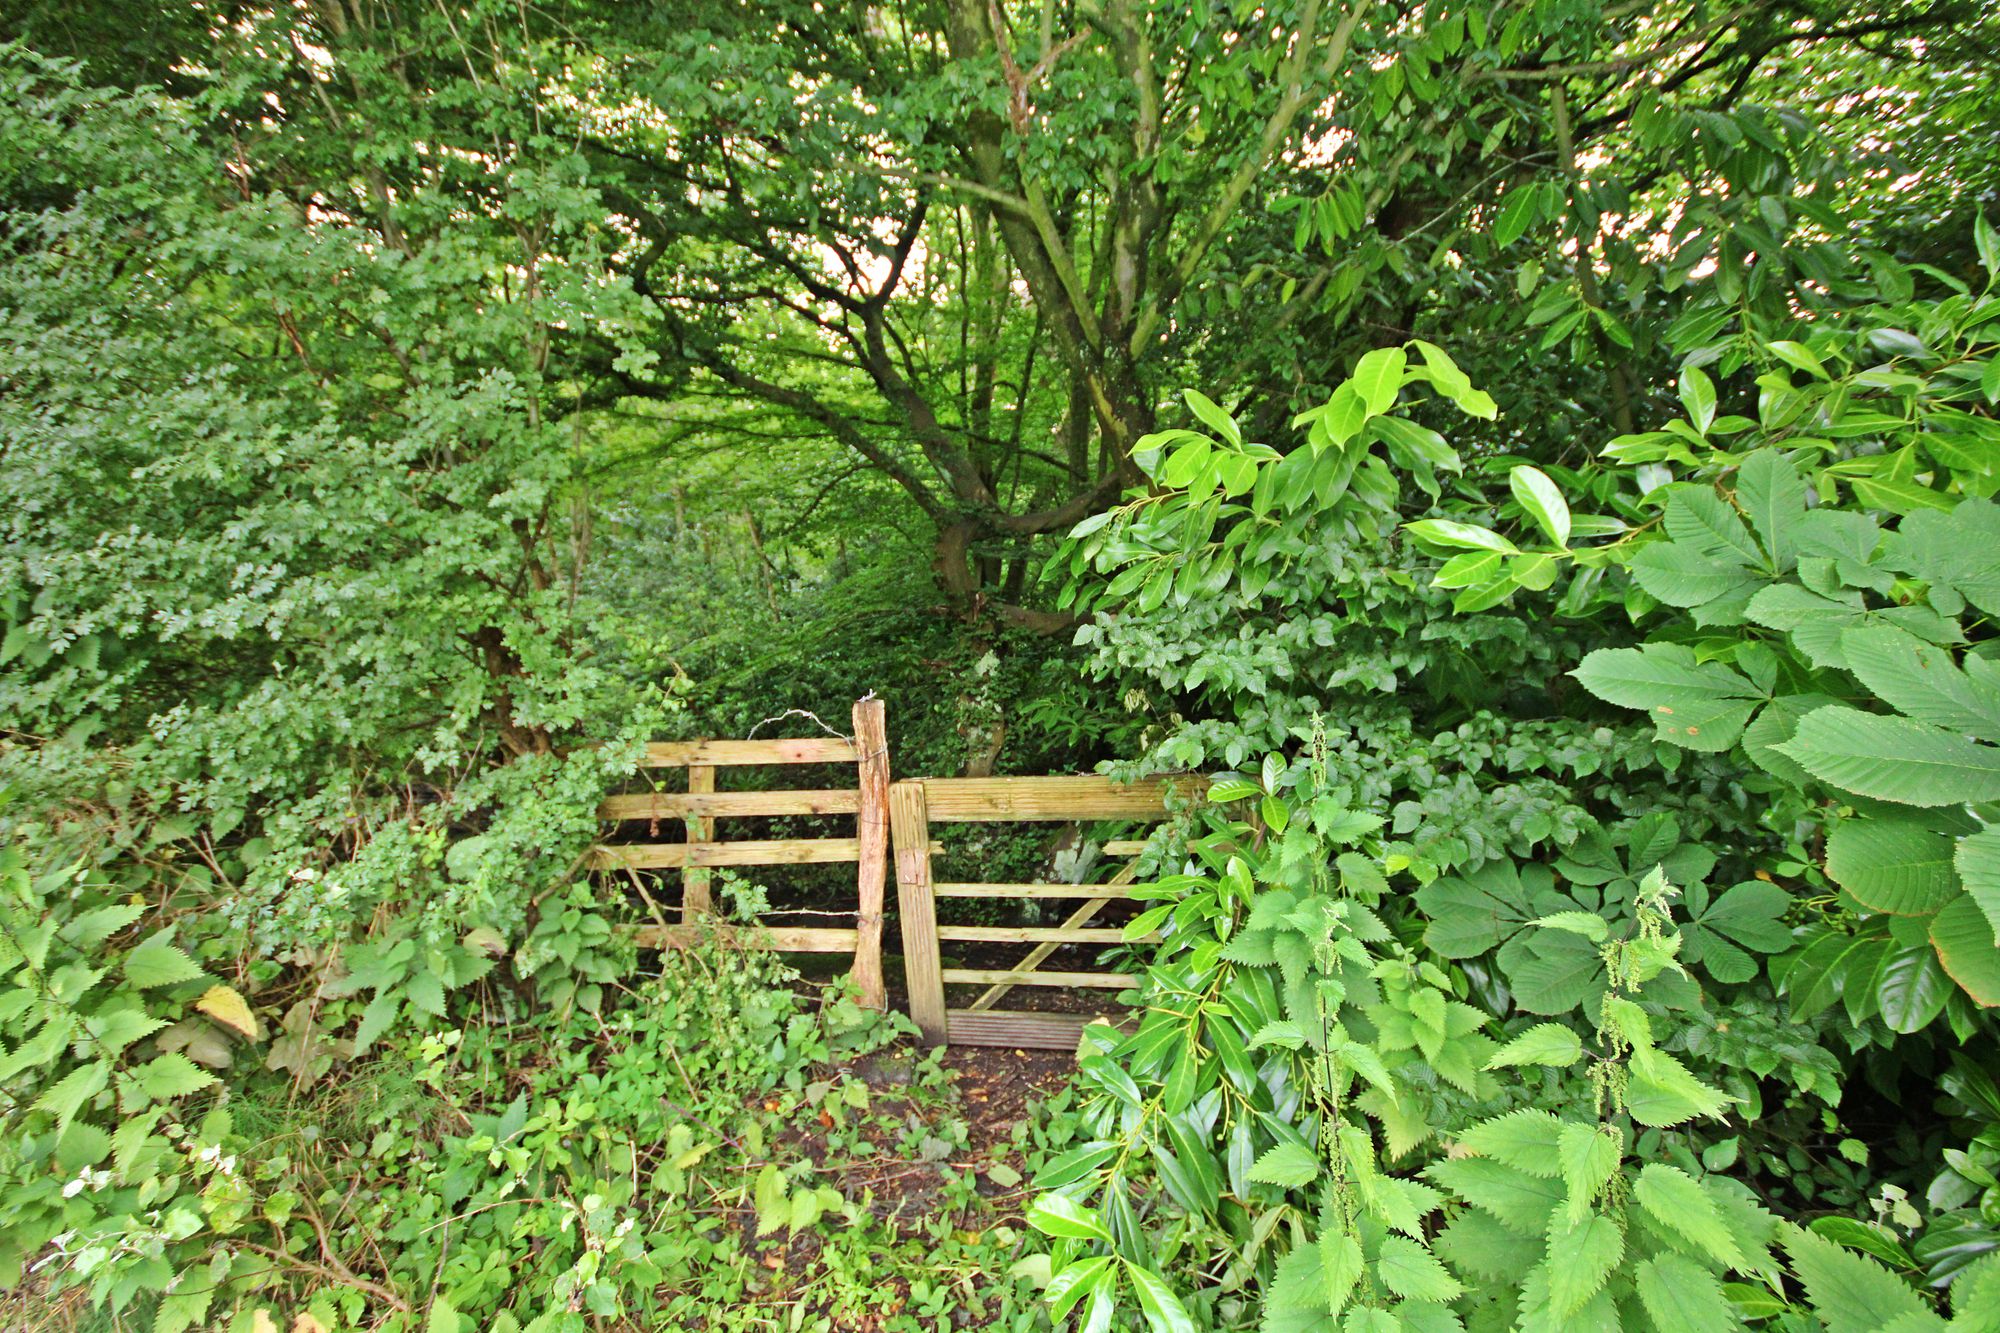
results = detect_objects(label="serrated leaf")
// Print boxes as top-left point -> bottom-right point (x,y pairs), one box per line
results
1784,1224 -> 1936,1333
134,1051 -> 218,1101
1778,709 -> 2000,807
1557,1123 -> 1622,1223
1635,1164 -> 1745,1267
1827,816 -> 1961,915
1459,1108 -> 1565,1177
123,928 -> 207,989
1486,1023 -> 1583,1069
1249,1141 -> 1322,1189
1636,1254 -> 1738,1333
1376,1235 -> 1463,1301
1546,1211 -> 1624,1317
1627,1046 -> 1730,1126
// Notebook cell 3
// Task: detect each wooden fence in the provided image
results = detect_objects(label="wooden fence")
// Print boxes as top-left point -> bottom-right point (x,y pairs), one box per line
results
589,698 -> 891,1010
889,774 -> 1203,1049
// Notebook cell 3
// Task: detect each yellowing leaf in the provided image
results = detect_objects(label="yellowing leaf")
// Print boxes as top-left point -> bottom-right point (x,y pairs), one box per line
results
293,1317 -> 330,1333
197,984 -> 262,1042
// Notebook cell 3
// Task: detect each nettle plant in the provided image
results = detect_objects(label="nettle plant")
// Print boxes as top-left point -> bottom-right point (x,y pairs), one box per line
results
1024,758 -> 2000,1332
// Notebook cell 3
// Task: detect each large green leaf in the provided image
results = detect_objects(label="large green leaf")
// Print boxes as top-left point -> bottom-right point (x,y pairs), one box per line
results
1931,894 -> 2000,1006
1636,1254 -> 1738,1333
1573,645 -> 1763,749
1873,942 -> 1952,1033
1825,816 -> 1962,915
1841,625 -> 2000,742
1664,484 -> 1764,568
1737,449 -> 1805,571
1954,828 -> 2000,938
1886,501 -> 2000,616
1777,708 -> 2000,806
1630,541 -> 1761,611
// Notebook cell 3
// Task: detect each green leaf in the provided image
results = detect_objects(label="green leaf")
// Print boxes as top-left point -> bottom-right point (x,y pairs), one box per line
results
1557,1123 -> 1622,1224
1125,1263 -> 1197,1333
1572,645 -> 1761,720
1767,339 -> 1830,379
1376,1236 -> 1463,1302
1027,1193 -> 1114,1243
1320,1231 -> 1364,1315
1842,626 -> 2000,742
1630,540 -> 1761,610
1546,1211 -> 1624,1317
1404,519 -> 1518,554
1528,910 -> 1608,942
133,1051 -> 218,1101
1249,1141 -> 1322,1189
1350,346 -> 1407,418
1485,1023 -> 1583,1069
1626,1046 -> 1730,1127
1931,894 -> 2000,1005
1425,1157 -> 1564,1236
1958,828 -> 2000,939
1665,485 -> 1763,568
1458,1108 -> 1564,1178
123,928 -> 207,989
1493,184 -> 1539,247
1679,367 -> 1717,434
1634,1164 -> 1746,1268
1509,466 -> 1570,548
1182,389 -> 1242,447
1874,942 -> 1952,1033
1778,709 -> 2000,807
1826,816 -> 1961,915
1784,1225 -> 1936,1333
1636,1254 -> 1738,1333
1738,448 -> 1805,570
33,1059 -> 109,1137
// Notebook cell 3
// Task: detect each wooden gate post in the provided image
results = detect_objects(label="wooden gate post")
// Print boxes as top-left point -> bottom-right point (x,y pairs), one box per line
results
682,764 -> 715,916
850,697 -> 889,1011
889,780 -> 947,1044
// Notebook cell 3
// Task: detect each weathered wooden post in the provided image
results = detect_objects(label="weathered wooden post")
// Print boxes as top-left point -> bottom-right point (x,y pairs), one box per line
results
681,763 -> 715,916
890,779 -> 947,1044
850,697 -> 889,1010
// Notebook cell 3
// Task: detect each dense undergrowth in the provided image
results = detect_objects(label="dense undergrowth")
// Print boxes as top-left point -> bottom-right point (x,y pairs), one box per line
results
8,1 -> 2000,1330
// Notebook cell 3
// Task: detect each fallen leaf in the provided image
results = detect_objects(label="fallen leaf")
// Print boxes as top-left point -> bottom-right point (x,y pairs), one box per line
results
197,984 -> 262,1041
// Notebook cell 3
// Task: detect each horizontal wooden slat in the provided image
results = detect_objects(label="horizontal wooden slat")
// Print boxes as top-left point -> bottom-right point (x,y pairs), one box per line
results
589,838 -> 861,869
940,968 -> 1139,989
630,924 -> 857,952
944,1009 -> 1131,1050
919,775 -> 1203,822
936,925 -> 1153,944
1103,841 -> 1148,856
643,738 -> 859,767
599,789 -> 861,820
933,882 -> 1140,899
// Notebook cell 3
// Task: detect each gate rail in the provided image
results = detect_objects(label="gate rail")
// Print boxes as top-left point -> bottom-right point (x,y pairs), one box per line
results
590,699 -> 890,1009
889,774 -> 1203,1049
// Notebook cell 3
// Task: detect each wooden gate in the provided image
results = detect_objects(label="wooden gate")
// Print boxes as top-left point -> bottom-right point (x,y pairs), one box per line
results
889,774 -> 1202,1049
590,698 -> 891,1009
